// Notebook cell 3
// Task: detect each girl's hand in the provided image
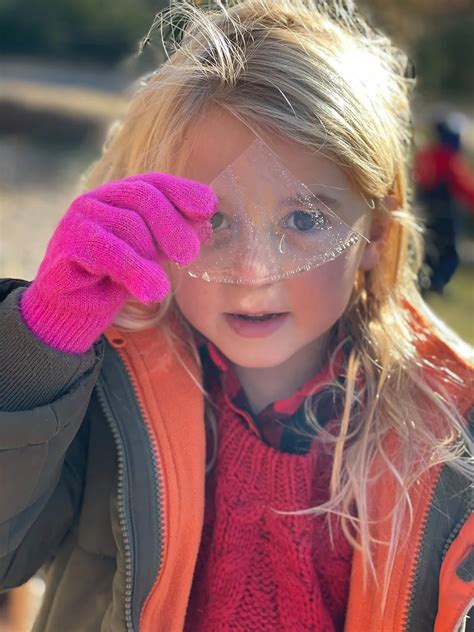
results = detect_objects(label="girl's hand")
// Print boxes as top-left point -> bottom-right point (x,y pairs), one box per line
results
20,173 -> 217,354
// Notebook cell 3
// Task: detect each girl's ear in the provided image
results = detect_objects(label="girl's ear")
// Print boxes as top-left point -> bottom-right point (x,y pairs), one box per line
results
358,194 -> 397,272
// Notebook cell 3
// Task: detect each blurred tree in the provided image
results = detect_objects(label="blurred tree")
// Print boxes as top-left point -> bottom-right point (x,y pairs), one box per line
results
0,0 -> 164,63
358,0 -> 474,98
415,14 -> 474,98
1,0 -> 473,99
359,0 -> 472,43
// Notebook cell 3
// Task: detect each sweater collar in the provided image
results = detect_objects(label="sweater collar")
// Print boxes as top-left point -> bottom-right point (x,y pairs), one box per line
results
205,340 -> 345,417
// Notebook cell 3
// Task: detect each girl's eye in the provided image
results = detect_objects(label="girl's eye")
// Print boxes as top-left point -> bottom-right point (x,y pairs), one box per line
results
210,211 -> 229,231
285,210 -> 329,232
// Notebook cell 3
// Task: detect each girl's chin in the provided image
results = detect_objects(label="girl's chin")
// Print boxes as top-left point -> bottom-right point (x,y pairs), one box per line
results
219,345 -> 294,370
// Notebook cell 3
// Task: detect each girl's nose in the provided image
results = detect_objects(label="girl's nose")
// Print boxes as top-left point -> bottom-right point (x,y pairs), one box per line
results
229,241 -> 279,286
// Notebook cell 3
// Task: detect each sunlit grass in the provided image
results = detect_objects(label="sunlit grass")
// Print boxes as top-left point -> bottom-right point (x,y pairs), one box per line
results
425,264 -> 474,344
1,79 -> 126,121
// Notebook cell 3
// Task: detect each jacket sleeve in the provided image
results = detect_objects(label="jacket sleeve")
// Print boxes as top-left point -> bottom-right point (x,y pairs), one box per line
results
0,278 -> 104,588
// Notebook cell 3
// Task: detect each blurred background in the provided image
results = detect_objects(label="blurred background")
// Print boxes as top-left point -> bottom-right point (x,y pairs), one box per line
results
0,0 -> 473,625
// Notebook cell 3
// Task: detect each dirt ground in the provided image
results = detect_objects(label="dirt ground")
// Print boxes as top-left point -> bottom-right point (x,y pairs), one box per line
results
0,136 -> 93,281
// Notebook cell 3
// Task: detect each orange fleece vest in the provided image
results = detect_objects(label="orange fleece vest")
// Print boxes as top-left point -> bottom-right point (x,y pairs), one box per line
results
105,305 -> 473,632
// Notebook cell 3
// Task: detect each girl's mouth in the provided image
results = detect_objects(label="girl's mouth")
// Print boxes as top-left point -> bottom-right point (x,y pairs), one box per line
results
224,312 -> 289,337
233,313 -> 282,321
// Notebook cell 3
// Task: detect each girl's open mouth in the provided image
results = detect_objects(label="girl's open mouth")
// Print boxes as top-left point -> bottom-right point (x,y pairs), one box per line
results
234,313 -> 282,321
224,312 -> 289,337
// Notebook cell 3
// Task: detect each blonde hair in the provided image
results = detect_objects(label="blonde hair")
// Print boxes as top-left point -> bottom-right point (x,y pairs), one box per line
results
84,0 -> 472,606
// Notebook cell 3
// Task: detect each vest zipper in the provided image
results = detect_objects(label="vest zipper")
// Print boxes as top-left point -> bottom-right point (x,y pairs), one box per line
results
400,470 -> 441,632
114,346 -> 167,629
96,340 -> 167,632
443,510 -> 471,632
440,510 -> 469,562
401,467 -> 471,631
95,381 -> 135,632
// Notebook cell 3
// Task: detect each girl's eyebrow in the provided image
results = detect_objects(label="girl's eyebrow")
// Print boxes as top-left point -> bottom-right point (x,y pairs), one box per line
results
214,191 -> 341,211
284,193 -> 341,210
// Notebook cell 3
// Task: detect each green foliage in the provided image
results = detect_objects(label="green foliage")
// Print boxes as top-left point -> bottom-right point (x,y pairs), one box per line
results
0,0 -> 161,63
414,14 -> 474,98
0,0 -> 472,100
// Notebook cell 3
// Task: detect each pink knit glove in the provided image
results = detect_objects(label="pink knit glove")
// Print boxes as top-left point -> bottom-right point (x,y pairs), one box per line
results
21,173 -> 217,354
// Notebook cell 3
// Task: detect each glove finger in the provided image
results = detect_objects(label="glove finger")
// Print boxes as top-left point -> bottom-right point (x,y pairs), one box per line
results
115,172 -> 218,221
88,181 -> 204,265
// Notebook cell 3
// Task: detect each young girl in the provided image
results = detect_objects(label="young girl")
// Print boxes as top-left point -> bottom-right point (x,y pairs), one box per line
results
0,2 -> 472,631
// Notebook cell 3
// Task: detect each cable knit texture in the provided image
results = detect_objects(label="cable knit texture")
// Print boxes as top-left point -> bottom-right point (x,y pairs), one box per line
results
20,173 -> 216,354
185,383 -> 353,631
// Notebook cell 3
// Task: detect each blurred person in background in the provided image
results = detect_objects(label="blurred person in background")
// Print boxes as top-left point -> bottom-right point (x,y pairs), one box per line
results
415,113 -> 474,293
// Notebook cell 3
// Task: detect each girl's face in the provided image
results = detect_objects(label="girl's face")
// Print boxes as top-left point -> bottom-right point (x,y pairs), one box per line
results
168,107 -> 385,369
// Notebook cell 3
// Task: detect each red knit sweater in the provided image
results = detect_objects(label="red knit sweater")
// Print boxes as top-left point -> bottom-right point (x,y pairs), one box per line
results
184,347 -> 353,631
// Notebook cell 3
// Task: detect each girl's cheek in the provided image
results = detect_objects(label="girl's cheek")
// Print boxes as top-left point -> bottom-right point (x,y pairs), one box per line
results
169,266 -> 206,303
168,267 -> 198,313
288,254 -> 358,318
296,255 -> 354,294
169,269 -> 220,329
